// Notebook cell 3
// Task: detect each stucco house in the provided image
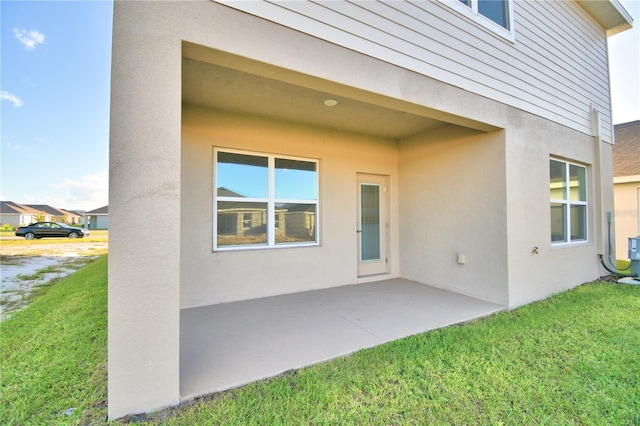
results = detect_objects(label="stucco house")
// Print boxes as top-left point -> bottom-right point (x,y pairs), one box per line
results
0,201 -> 81,226
108,0 -> 633,418
613,120 -> 640,257
0,201 -> 40,226
59,208 -> 82,225
25,204 -> 82,224
83,205 -> 109,230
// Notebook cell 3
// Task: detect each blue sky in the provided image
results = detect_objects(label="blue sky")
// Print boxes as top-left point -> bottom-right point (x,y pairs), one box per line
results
1,0 -> 112,211
609,0 -> 640,124
1,0 -> 638,211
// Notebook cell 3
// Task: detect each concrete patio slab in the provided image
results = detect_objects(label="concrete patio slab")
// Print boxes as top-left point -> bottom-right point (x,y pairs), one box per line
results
180,279 -> 504,400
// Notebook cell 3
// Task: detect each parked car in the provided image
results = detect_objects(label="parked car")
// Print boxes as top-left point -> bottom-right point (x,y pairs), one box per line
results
15,222 -> 90,240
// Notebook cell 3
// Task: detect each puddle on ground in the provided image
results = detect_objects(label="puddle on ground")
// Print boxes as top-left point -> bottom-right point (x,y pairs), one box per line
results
0,256 -> 97,321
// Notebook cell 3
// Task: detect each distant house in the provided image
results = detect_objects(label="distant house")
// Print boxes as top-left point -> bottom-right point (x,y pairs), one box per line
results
25,204 -> 82,224
613,120 -> 640,257
84,205 -> 109,230
108,0 -> 633,419
59,208 -> 83,225
0,202 -> 84,226
0,201 -> 40,226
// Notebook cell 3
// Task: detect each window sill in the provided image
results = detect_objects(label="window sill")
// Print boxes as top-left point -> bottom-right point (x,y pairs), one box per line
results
550,240 -> 592,250
213,242 -> 320,253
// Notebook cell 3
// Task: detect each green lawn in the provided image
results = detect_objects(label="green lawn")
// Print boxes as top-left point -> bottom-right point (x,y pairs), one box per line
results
1,257 -> 638,425
0,256 -> 108,425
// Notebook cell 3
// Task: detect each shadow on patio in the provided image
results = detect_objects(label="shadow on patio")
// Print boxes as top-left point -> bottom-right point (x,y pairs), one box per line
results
180,278 -> 504,400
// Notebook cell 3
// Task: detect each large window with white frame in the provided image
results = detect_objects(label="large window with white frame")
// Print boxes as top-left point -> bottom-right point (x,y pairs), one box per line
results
214,148 -> 319,250
550,159 -> 588,244
442,0 -> 514,39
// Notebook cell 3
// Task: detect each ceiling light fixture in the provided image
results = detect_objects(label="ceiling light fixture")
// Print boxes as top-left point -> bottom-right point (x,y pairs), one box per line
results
324,99 -> 338,107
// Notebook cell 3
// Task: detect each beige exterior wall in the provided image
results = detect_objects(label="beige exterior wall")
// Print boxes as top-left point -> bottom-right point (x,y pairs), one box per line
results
397,112 -> 613,308
181,105 -> 400,308
399,126 -> 509,305
109,0 -> 619,419
503,114 -> 612,307
614,178 -> 640,257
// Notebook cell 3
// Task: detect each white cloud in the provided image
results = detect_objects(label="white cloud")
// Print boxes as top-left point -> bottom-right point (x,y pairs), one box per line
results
48,172 -> 108,210
1,91 -> 23,107
6,142 -> 26,151
13,28 -> 45,50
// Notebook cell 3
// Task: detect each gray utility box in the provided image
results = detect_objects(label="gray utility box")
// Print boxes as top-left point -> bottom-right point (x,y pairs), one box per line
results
630,237 -> 640,260
629,237 -> 640,277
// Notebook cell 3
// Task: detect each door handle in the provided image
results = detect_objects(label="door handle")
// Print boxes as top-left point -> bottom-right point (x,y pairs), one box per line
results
356,229 -> 361,233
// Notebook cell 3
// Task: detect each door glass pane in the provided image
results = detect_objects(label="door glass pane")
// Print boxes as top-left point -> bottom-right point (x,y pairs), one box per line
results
569,164 -> 586,201
217,152 -> 268,198
217,201 -> 267,246
550,203 -> 566,242
275,158 -> 317,200
550,160 -> 567,200
360,184 -> 381,261
275,203 -> 316,244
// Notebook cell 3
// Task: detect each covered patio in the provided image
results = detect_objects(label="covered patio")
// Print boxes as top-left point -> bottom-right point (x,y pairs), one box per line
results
180,279 -> 504,400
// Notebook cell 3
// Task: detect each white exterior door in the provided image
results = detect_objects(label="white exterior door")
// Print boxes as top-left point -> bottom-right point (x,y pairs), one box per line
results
357,174 -> 389,277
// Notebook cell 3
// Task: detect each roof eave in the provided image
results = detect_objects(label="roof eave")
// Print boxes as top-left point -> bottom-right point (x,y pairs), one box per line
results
576,0 -> 634,36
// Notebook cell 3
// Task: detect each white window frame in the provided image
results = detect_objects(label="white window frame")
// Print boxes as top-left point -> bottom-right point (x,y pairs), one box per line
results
550,158 -> 588,245
440,0 -> 515,42
213,147 -> 320,251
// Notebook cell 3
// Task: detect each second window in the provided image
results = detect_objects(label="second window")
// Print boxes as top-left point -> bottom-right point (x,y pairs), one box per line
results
550,159 -> 587,244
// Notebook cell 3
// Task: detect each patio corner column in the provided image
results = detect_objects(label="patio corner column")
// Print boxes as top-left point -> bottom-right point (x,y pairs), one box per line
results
108,1 -> 182,419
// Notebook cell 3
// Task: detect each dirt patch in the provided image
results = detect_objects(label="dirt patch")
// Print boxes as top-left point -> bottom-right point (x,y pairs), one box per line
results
1,256 -> 99,320
0,241 -> 108,257
0,239 -> 108,320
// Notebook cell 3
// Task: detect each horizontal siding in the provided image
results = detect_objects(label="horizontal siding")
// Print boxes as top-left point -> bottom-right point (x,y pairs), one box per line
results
216,0 -> 613,141
517,2 -> 610,103
382,0 -> 611,136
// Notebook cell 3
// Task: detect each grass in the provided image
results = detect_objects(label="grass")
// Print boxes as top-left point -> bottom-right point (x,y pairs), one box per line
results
0,256 -> 108,425
1,259 -> 638,425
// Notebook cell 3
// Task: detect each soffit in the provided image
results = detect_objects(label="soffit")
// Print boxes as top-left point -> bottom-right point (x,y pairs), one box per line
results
183,57 -> 448,140
576,0 -> 633,35
182,42 -> 498,140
